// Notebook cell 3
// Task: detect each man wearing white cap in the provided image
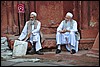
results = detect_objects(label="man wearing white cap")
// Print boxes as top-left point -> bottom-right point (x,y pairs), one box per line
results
18,12 -> 44,55
56,12 -> 79,54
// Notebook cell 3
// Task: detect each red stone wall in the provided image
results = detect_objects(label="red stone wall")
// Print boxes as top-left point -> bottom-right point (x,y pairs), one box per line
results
36,1 -> 64,34
1,1 -> 99,49
1,1 -> 64,35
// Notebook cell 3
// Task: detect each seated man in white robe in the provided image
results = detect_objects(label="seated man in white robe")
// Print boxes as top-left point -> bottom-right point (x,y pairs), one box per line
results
18,12 -> 44,55
56,12 -> 79,54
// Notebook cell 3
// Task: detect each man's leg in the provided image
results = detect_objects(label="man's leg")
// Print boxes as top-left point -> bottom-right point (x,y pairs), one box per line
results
55,32 -> 62,54
56,44 -> 61,54
70,32 -> 76,47
28,41 -> 44,55
66,44 -> 71,52
34,34 -> 44,55
69,32 -> 77,54
33,41 -> 36,53
27,41 -> 36,54
75,41 -> 79,52
29,33 -> 44,55
35,41 -> 44,55
66,43 -> 76,54
65,33 -> 71,52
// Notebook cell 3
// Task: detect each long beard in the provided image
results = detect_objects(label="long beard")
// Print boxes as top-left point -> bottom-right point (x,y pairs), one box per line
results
64,20 -> 73,29
30,19 -> 35,25
29,19 -> 37,29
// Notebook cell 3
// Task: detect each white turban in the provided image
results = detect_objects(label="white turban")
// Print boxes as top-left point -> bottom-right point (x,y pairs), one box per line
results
66,12 -> 73,18
30,12 -> 37,17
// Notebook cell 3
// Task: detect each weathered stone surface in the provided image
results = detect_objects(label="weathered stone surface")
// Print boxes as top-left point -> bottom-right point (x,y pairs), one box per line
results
13,40 -> 28,56
42,40 -> 56,48
91,32 -> 99,50
80,29 -> 98,39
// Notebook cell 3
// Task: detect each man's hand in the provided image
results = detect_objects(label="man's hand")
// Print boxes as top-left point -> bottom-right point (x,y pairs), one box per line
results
24,32 -> 32,41
58,30 -> 66,33
58,29 -> 70,33
66,29 -> 70,32
27,32 -> 31,38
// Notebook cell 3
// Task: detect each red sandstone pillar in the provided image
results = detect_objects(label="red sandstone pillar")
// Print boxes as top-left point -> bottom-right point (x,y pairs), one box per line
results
86,32 -> 99,57
91,32 -> 99,50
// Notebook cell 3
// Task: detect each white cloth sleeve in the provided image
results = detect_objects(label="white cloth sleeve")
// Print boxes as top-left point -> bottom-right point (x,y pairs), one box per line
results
57,21 -> 64,32
18,22 -> 28,40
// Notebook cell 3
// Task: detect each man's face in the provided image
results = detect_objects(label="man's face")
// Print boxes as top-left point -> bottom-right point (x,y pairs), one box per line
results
30,14 -> 35,21
65,16 -> 71,21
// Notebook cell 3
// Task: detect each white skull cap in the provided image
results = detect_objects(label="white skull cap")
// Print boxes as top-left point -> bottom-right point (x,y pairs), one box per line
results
66,12 -> 73,18
30,12 -> 37,17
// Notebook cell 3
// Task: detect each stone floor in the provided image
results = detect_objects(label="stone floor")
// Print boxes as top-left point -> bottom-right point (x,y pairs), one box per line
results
1,49 -> 99,66
1,35 -> 99,66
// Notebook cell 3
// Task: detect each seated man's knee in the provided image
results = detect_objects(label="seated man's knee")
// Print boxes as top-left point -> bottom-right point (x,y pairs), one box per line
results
70,32 -> 75,36
56,32 -> 61,34
56,32 -> 61,36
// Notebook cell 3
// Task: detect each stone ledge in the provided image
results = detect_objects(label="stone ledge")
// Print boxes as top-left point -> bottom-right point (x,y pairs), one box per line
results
2,34 -> 96,51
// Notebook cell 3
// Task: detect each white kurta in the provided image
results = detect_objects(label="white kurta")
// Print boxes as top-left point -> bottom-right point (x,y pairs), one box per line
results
56,20 -> 79,52
18,20 -> 42,51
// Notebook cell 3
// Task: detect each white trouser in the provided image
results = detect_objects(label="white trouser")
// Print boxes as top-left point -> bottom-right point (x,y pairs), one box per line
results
56,31 -> 79,52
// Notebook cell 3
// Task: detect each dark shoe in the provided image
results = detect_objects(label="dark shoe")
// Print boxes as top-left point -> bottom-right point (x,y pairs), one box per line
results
56,49 -> 61,54
36,51 -> 44,55
27,48 -> 36,54
70,49 -> 76,54
28,42 -> 36,54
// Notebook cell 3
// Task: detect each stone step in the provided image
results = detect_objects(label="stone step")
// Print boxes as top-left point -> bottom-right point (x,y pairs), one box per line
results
3,34 -> 95,51
79,38 -> 95,44
42,38 -> 95,50
86,49 -> 99,58
42,34 -> 95,50
78,38 -> 95,50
